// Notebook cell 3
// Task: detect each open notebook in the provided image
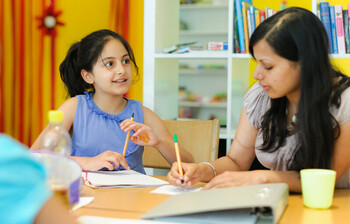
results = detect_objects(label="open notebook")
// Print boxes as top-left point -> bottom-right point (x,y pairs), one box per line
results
142,183 -> 289,224
82,170 -> 169,188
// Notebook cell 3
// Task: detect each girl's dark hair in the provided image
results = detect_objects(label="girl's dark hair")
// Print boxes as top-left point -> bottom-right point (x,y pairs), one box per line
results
249,7 -> 350,171
59,29 -> 139,97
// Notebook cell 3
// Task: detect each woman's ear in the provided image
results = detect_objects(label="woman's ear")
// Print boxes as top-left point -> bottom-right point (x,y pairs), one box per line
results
81,70 -> 94,84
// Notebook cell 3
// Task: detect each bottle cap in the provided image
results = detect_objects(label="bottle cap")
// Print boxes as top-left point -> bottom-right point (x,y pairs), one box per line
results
48,110 -> 63,123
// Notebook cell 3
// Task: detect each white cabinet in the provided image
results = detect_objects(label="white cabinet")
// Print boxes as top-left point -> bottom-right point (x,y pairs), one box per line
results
144,0 -> 251,152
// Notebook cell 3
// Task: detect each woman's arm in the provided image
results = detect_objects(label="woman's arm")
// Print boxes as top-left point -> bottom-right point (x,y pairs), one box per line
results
30,97 -> 77,149
168,107 -> 258,186
331,121 -> 350,180
142,107 -> 194,164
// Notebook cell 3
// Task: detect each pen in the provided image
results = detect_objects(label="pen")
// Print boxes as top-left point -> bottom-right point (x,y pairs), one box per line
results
174,134 -> 183,177
122,113 -> 134,157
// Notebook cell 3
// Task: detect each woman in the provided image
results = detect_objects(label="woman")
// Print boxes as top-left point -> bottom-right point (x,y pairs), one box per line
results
167,7 -> 350,192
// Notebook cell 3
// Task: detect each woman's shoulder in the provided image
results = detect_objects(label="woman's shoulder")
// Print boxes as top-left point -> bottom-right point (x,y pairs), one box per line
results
335,85 -> 350,125
243,82 -> 270,128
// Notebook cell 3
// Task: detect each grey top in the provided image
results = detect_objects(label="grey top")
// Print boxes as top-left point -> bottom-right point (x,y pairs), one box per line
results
244,82 -> 350,188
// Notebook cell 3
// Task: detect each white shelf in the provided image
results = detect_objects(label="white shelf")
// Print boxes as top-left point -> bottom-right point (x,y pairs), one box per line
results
155,52 -> 252,59
179,68 -> 227,75
330,54 -> 350,58
180,4 -> 228,10
155,51 -> 229,58
179,101 -> 227,108
180,30 -> 227,36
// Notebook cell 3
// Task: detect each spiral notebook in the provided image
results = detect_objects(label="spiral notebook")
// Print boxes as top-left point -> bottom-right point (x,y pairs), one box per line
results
82,170 -> 169,189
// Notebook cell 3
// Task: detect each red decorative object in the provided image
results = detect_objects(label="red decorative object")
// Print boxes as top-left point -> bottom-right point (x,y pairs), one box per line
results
36,0 -> 64,36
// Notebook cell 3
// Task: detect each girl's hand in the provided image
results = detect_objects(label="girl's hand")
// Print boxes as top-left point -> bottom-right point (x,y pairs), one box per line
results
202,170 -> 267,190
120,120 -> 160,146
81,150 -> 130,171
167,162 -> 204,187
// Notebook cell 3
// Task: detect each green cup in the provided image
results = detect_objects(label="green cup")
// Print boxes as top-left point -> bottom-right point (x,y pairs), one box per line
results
300,169 -> 336,209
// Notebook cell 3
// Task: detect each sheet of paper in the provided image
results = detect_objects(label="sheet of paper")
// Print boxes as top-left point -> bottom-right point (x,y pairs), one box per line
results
77,216 -> 184,224
150,185 -> 201,195
71,197 -> 94,212
82,170 -> 169,188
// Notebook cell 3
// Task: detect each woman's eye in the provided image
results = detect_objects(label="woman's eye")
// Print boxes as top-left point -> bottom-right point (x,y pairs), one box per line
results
265,67 -> 272,70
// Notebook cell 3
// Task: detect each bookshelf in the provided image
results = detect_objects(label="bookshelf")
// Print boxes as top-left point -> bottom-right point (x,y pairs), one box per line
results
143,0 -> 349,154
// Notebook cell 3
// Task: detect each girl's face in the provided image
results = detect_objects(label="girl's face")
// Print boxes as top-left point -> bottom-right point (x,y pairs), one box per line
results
88,38 -> 132,96
252,39 -> 301,103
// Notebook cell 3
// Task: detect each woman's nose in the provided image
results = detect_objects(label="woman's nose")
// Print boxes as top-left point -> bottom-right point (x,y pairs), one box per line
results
253,71 -> 263,80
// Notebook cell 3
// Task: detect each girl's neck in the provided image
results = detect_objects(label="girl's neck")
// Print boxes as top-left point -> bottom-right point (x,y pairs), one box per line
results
92,92 -> 127,115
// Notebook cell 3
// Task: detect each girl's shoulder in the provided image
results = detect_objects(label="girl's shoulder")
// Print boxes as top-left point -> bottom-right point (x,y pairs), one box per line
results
243,82 -> 270,128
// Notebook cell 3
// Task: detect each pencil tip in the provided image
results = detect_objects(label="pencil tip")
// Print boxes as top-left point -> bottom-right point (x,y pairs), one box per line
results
131,112 -> 134,117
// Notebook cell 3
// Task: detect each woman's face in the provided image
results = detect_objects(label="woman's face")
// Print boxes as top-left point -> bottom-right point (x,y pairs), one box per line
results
252,39 -> 301,103
87,38 -> 133,96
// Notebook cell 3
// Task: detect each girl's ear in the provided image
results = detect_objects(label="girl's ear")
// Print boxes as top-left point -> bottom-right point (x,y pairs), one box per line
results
81,70 -> 94,84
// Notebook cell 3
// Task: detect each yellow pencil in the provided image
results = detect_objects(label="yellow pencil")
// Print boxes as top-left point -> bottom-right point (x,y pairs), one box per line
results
174,134 -> 183,177
122,113 -> 134,157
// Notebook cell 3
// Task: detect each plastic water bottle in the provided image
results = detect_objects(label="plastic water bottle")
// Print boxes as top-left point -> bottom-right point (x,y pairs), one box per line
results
40,110 -> 72,156
38,110 -> 81,208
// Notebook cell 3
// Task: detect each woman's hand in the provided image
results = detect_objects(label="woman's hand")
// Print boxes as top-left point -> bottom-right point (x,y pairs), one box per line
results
120,120 -> 160,146
167,162 -> 211,187
202,170 -> 267,190
76,150 -> 130,171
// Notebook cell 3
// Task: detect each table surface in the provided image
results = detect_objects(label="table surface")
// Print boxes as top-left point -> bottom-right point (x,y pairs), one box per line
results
73,177 -> 350,224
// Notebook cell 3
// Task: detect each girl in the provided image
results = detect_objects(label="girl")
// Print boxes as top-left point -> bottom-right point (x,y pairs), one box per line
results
167,7 -> 350,192
31,29 -> 194,173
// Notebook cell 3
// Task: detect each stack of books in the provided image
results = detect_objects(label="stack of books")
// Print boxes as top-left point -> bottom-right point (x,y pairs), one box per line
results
233,0 -> 281,54
318,2 -> 350,54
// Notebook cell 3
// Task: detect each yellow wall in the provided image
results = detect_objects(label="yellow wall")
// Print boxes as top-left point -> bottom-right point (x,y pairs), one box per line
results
54,0 -> 143,109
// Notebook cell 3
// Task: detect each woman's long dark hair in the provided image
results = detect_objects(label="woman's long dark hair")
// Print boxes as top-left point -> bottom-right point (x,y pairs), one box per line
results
59,29 -> 139,98
249,7 -> 350,171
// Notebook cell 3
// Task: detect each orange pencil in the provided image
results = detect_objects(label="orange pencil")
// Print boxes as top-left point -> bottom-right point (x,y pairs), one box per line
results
122,113 -> 134,157
174,134 -> 183,177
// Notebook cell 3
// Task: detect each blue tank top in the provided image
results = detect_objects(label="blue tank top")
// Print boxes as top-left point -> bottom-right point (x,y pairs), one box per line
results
72,92 -> 145,174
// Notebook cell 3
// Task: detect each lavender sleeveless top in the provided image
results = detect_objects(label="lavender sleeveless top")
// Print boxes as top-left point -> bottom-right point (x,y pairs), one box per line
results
244,82 -> 350,188
72,92 -> 145,174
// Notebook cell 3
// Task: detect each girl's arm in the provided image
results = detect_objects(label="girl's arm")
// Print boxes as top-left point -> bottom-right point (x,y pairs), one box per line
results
30,97 -> 77,149
142,107 -> 195,164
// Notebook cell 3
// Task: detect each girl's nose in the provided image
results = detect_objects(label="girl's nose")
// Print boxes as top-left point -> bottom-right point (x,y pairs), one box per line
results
116,64 -> 125,75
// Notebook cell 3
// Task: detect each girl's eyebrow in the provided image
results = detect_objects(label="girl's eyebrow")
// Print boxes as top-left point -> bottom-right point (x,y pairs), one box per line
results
101,56 -> 116,61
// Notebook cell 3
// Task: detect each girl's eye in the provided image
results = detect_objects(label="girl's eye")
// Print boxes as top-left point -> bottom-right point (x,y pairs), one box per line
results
265,67 -> 272,70
105,61 -> 113,67
123,59 -> 130,64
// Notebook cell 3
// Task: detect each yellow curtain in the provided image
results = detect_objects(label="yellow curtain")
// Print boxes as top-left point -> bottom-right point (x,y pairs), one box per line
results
0,0 -> 49,145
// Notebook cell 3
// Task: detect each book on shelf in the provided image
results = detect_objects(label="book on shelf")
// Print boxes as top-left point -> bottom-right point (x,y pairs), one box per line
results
254,9 -> 261,27
329,5 -> 339,54
317,2 -> 350,54
319,2 -> 333,53
234,0 -> 252,53
163,41 -> 197,54
248,6 -> 256,38
207,41 -> 228,50
334,5 -> 346,54
344,9 -> 350,53
242,2 -> 250,53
